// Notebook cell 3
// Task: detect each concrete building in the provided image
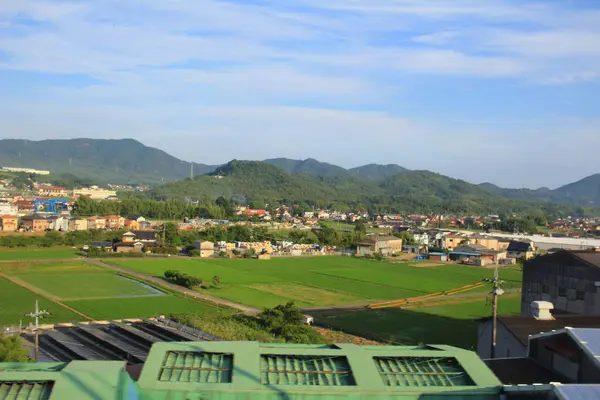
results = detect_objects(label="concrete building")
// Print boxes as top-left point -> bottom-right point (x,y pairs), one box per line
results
1,166 -> 50,174
20,215 -> 49,232
0,214 -> 18,231
521,250 -> 600,316
194,240 -> 215,257
483,327 -> 600,387
478,302 -> 600,360
86,216 -> 106,230
73,186 -> 117,200
68,217 -> 88,231
0,201 -> 18,216
357,235 -> 402,255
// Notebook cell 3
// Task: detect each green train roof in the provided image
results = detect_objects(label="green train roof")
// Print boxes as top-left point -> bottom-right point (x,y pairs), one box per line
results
0,342 -> 502,400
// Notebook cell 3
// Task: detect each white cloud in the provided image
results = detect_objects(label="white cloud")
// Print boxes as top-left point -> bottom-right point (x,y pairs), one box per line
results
411,31 -> 459,45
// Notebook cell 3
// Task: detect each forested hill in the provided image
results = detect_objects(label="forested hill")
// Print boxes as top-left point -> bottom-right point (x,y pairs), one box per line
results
0,138 -> 216,185
152,160 -> 594,215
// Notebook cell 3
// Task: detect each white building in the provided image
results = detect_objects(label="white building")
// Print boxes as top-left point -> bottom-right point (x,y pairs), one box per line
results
1,167 -> 50,175
73,186 -> 117,200
0,202 -> 18,216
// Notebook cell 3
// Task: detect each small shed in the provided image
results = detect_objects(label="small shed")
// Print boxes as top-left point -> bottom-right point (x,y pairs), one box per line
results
428,252 -> 448,262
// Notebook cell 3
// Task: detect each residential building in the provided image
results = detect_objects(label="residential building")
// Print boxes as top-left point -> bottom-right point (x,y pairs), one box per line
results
68,217 -> 88,231
521,250 -> 600,316
483,327 -> 600,386
113,231 -> 145,253
86,216 -> 106,230
38,186 -> 69,197
451,244 -> 507,265
131,230 -> 158,244
124,219 -> 140,231
13,200 -> 33,216
73,186 -> 117,200
46,216 -> 67,231
105,215 -> 125,229
478,302 -> 600,360
194,240 -> 215,257
357,235 -> 402,255
1,166 -> 50,174
411,229 -> 429,246
467,235 -> 500,251
245,209 -> 266,217
441,234 -> 466,250
0,214 -> 18,231
0,200 -> 18,216
20,215 -> 49,232
507,240 -> 536,259
126,215 -> 146,223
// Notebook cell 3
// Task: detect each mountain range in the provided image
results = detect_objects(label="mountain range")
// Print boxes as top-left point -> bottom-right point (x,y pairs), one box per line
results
0,138 -> 598,211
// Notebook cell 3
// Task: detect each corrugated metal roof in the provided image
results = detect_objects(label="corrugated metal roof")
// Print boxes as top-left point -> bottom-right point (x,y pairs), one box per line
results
569,328 -> 600,357
0,381 -> 53,400
374,357 -> 474,387
260,355 -> 355,386
555,384 -> 600,400
159,351 -> 232,383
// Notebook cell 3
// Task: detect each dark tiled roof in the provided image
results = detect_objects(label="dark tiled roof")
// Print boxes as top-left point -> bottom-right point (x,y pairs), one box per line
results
507,241 -> 533,252
484,358 -> 568,385
133,230 -> 157,241
91,241 -> 114,248
571,251 -> 600,268
497,315 -> 600,345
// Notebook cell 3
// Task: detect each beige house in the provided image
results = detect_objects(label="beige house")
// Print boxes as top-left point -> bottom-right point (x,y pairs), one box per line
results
194,240 -> 215,258
87,216 -> 106,230
0,215 -> 18,232
357,235 -> 402,255
68,217 -> 88,231
105,215 -> 125,230
467,235 -> 500,251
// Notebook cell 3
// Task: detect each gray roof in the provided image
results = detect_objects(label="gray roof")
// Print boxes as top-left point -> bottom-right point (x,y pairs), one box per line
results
555,384 -> 600,400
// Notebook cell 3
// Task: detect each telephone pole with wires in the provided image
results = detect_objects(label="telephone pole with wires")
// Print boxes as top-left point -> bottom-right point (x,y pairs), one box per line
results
484,267 -> 505,359
25,300 -> 49,361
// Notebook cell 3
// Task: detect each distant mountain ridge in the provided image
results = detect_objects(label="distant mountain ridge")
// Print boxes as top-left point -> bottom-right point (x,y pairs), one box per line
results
0,138 -> 216,184
0,138 -> 598,208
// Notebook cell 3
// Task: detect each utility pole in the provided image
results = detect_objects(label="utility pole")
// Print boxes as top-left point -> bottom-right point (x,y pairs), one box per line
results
190,162 -> 194,180
487,267 -> 504,359
25,300 -> 49,361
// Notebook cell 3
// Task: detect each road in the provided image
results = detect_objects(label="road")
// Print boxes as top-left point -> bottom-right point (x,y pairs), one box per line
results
83,259 -> 261,315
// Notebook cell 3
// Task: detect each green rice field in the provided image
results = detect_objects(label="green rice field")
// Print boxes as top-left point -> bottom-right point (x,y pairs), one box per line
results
0,278 -> 84,327
111,257 -> 522,309
64,296 -> 224,321
312,295 -> 522,349
0,248 -> 80,260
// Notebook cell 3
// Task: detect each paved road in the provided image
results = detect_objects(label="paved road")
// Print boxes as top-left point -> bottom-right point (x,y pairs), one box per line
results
84,259 -> 261,315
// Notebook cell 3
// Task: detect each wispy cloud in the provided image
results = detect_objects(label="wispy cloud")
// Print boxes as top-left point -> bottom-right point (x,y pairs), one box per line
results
0,0 -> 599,187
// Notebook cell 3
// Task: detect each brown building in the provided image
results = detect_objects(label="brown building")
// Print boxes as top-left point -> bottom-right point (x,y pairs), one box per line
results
114,232 -> 144,253
357,235 -> 402,255
0,215 -> 18,232
21,216 -> 49,232
521,250 -> 600,316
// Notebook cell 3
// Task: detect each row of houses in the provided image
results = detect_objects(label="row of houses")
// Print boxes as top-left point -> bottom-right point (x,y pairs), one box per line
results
0,214 -> 150,232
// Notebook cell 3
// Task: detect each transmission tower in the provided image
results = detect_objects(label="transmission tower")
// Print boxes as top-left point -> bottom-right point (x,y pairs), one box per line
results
25,300 -> 49,361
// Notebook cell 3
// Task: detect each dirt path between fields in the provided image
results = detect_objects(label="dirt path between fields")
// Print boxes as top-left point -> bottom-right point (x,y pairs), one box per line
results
0,273 -> 94,321
84,259 -> 261,316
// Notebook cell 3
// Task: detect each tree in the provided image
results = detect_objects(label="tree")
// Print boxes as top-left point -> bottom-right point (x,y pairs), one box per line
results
163,222 -> 181,246
212,275 -> 221,287
0,334 -> 30,362
354,220 -> 367,236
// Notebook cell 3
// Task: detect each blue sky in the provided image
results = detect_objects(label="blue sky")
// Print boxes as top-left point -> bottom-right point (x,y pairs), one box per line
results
1,0 -> 599,188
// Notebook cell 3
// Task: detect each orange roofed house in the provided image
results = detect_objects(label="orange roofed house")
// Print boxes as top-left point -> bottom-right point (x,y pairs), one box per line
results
20,216 -> 49,232
124,219 -> 140,231
0,215 -> 18,232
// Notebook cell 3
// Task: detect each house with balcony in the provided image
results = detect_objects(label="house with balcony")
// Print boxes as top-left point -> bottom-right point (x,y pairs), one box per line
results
105,215 -> 125,229
68,217 -> 88,231
87,216 -> 106,230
